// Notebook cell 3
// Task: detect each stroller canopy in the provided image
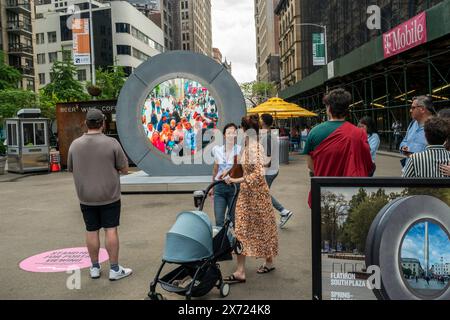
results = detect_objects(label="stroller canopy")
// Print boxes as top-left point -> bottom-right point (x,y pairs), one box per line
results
163,211 -> 213,263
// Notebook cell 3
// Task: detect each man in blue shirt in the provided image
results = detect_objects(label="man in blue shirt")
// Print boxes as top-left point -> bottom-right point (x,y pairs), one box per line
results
400,95 -> 434,166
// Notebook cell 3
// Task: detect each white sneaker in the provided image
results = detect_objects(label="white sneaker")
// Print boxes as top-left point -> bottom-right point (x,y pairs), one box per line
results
279,211 -> 293,229
109,265 -> 133,281
90,266 -> 101,279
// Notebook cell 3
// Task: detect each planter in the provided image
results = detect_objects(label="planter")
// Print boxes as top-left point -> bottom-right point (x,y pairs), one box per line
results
87,86 -> 102,97
0,157 -> 6,175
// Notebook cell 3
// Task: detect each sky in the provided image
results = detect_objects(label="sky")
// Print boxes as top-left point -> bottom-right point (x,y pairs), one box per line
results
211,0 -> 256,84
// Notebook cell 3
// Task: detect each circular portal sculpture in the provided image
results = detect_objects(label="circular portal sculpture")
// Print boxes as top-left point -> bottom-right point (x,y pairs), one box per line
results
365,195 -> 450,300
116,51 -> 246,176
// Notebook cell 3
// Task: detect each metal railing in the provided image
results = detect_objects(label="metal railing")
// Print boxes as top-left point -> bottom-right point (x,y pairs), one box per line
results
8,43 -> 33,54
6,21 -> 32,33
6,0 -> 31,11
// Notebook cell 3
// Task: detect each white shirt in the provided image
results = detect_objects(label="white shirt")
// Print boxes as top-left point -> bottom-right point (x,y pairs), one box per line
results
212,145 -> 241,181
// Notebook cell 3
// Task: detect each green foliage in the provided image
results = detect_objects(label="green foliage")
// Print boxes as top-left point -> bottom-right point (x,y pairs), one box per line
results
252,81 -> 277,100
169,84 -> 178,97
38,90 -> 59,120
0,51 -> 22,90
402,188 -> 450,206
0,141 -> 6,156
41,49 -> 88,102
90,65 -> 126,100
0,89 -> 38,121
403,267 -> 412,278
240,81 -> 278,107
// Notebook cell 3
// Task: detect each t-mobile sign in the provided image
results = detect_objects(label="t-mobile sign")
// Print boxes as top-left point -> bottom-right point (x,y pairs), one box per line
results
383,12 -> 427,59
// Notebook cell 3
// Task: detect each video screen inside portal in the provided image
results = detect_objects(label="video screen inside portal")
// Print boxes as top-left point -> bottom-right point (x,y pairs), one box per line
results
141,78 -> 218,156
400,220 -> 450,297
318,186 -> 450,300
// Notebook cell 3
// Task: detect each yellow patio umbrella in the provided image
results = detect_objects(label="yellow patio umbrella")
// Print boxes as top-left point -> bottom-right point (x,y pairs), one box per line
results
247,97 -> 318,118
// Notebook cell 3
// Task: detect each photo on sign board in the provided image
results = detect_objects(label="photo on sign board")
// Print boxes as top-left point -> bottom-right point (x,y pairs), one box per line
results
317,185 -> 450,300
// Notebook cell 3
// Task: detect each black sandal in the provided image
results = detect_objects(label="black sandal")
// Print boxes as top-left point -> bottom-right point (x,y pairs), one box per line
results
257,265 -> 276,274
224,274 -> 246,284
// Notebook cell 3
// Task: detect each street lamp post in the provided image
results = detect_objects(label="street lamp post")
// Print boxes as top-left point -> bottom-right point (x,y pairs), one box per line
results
294,23 -> 328,65
88,0 -> 96,85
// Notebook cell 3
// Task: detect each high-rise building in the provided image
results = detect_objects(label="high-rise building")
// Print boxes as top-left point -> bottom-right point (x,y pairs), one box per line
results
124,0 -> 212,56
180,0 -> 212,57
254,0 -> 280,85
34,0 -> 164,88
274,0 -> 300,89
0,0 -> 37,91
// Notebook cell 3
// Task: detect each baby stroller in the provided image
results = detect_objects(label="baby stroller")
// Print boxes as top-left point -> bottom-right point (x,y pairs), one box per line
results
147,181 -> 243,300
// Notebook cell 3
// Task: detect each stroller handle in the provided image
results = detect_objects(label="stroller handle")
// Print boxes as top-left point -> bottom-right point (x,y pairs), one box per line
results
198,180 -> 238,212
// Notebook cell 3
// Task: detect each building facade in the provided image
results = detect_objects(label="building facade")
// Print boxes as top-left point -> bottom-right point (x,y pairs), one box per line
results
212,47 -> 232,74
35,0 -> 164,88
431,261 -> 450,276
277,0 -> 449,151
0,0 -> 37,91
402,258 -> 424,277
255,0 -> 280,84
274,0 -> 299,88
179,0 -> 212,57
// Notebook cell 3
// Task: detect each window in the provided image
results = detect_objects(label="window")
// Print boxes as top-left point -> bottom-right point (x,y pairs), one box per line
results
115,23 -> 130,33
116,45 -> 131,55
7,123 -> 18,147
47,31 -> 57,43
133,48 -> 150,61
22,122 -> 46,147
121,66 -> 132,77
26,79 -> 34,90
37,53 -> 46,64
77,69 -> 87,81
48,52 -> 58,63
36,33 -> 44,45
38,73 -> 45,85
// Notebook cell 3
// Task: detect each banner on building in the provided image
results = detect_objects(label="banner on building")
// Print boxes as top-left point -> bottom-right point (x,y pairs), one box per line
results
383,12 -> 427,59
312,33 -> 326,66
72,18 -> 91,65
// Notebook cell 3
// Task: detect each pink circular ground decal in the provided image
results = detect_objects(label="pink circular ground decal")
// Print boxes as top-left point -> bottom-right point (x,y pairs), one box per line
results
19,247 -> 109,273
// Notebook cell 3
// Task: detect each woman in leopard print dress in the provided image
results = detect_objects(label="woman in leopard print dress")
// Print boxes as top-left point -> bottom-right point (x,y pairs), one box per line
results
224,115 -> 278,283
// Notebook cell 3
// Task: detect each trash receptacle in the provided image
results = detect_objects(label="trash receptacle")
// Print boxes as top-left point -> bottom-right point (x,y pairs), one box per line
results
279,136 -> 289,164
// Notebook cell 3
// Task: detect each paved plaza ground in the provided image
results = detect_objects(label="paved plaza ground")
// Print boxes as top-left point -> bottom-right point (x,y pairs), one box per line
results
0,153 -> 400,300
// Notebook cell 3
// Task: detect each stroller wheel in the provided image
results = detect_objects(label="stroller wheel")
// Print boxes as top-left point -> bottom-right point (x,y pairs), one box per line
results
234,241 -> 243,255
220,283 -> 230,298
148,293 -> 165,300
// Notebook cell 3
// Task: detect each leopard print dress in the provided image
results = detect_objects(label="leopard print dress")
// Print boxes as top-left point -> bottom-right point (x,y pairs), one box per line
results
234,141 -> 278,258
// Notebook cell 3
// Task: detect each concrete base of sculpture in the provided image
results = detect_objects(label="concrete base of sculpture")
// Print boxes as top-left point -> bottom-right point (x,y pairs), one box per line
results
120,171 -> 211,193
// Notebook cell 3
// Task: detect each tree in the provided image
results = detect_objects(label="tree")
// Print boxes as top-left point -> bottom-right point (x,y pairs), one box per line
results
41,49 -> 88,102
90,65 -> 126,100
0,89 -> 38,121
0,51 -> 22,90
341,189 -> 391,253
252,81 -> 277,103
240,81 -> 278,107
321,192 -> 348,250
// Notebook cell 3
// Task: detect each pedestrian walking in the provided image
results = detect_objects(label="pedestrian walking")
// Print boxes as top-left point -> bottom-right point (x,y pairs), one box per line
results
260,114 -> 293,228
